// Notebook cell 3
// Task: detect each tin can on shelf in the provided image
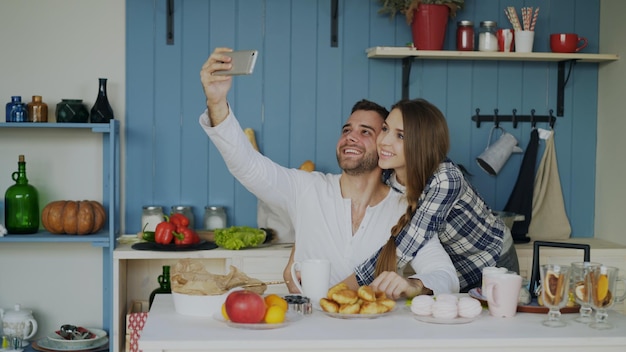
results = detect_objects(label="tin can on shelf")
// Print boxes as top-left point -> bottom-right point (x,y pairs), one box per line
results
456,20 -> 475,51
478,21 -> 498,52
204,206 -> 227,230
141,206 -> 164,232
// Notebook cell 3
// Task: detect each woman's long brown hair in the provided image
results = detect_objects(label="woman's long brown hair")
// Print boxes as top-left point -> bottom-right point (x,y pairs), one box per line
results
374,98 -> 450,277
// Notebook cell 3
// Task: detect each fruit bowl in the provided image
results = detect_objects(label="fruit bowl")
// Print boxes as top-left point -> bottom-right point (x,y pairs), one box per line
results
46,327 -> 107,350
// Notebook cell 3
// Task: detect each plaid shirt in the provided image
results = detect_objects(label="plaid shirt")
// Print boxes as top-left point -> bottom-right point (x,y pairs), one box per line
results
355,160 -> 504,292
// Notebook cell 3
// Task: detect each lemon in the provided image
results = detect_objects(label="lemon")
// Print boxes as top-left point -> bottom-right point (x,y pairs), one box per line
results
221,303 -> 229,321
597,274 -> 609,302
264,305 -> 286,324
264,294 -> 288,312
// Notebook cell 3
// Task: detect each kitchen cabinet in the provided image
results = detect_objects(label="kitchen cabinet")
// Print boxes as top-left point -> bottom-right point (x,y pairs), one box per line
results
366,47 -> 619,117
0,121 -> 120,350
112,242 -> 293,352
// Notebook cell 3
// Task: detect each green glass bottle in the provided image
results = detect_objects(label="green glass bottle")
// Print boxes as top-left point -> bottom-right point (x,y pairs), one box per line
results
149,265 -> 172,309
4,155 -> 39,234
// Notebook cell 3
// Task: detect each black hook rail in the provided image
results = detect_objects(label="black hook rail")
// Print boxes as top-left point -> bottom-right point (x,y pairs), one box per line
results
472,108 -> 556,129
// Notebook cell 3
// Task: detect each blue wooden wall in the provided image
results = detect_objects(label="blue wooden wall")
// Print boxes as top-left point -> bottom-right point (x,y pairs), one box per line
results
125,0 -> 600,237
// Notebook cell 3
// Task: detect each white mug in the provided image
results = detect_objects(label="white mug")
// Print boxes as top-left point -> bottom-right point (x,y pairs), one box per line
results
483,273 -> 522,318
290,259 -> 330,304
481,266 -> 508,293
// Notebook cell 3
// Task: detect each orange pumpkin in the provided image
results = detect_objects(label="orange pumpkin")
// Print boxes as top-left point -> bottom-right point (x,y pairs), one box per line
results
41,200 -> 106,235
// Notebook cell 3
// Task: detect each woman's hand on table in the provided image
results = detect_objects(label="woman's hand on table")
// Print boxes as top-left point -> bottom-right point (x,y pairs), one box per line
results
371,271 -> 426,300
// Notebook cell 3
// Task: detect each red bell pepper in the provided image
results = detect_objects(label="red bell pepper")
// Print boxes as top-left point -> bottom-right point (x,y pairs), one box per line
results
173,227 -> 201,245
155,221 -> 176,245
169,213 -> 190,230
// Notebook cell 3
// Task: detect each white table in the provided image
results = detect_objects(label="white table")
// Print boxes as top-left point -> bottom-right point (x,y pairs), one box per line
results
139,295 -> 626,352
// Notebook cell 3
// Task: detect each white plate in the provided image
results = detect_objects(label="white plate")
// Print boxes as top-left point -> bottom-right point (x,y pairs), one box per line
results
46,328 -> 108,348
320,305 -> 397,319
412,311 -> 483,325
36,337 -> 108,351
212,311 -> 302,330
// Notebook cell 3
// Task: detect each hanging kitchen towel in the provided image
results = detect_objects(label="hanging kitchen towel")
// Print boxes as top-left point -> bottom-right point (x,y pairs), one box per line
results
503,129 -> 540,243
528,132 -> 571,240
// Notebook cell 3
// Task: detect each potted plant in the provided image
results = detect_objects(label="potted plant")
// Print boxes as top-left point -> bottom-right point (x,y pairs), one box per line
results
378,0 -> 465,50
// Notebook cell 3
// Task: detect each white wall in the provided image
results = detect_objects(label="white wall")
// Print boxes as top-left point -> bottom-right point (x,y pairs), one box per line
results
597,0 -> 626,245
0,0 -> 125,340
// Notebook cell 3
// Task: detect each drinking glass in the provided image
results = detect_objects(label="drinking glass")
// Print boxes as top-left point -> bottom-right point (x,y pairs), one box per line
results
539,264 -> 571,327
570,261 -> 601,323
588,265 -> 626,330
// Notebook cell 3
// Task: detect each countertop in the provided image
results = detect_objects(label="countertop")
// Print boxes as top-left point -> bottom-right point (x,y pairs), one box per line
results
139,294 -> 626,352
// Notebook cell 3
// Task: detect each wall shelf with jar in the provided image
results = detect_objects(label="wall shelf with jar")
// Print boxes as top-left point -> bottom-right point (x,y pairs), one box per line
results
0,120 -> 120,351
366,47 -> 619,118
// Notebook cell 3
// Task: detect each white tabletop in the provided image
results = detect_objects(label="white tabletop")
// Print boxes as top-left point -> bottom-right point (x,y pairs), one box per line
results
139,295 -> 626,352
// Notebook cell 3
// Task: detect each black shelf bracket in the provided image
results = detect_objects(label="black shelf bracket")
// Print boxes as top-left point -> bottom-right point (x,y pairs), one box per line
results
402,57 -> 412,99
166,0 -> 174,45
331,0 -> 338,47
472,108 -> 556,129
399,57 -> 577,116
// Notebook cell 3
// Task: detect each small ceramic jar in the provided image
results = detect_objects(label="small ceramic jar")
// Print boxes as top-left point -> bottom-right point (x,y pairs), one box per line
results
1,304 -> 38,342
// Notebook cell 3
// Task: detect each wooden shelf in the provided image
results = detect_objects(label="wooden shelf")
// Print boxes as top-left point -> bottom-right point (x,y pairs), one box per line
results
366,46 -> 619,63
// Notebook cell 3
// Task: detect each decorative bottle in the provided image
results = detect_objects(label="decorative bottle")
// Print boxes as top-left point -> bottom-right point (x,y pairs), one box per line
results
27,95 -> 48,122
4,155 -> 40,234
56,99 -> 89,123
149,265 -> 172,309
90,78 -> 114,123
6,95 -> 22,122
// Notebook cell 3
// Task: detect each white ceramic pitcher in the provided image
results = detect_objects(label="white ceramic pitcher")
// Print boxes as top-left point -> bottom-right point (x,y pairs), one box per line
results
1,304 -> 38,341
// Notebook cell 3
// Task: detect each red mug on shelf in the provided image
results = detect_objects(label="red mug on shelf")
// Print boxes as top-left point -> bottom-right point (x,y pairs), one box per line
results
497,29 -> 515,52
550,33 -> 588,53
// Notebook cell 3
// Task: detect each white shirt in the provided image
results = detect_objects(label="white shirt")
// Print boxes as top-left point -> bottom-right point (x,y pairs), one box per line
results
200,109 -> 458,294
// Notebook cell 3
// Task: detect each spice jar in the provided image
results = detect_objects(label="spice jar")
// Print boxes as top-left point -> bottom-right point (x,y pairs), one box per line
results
171,205 -> 195,229
141,206 -> 164,232
204,206 -> 227,230
456,21 -> 474,51
478,21 -> 498,52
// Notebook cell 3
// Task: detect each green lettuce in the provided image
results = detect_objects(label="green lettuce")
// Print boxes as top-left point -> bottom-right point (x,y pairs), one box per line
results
214,226 -> 266,250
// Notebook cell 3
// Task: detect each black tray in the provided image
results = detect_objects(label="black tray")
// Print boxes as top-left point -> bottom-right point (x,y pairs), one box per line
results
131,240 -> 217,251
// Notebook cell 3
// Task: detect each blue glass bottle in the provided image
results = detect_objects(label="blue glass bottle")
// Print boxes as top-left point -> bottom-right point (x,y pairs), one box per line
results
11,102 -> 28,122
6,96 -> 22,122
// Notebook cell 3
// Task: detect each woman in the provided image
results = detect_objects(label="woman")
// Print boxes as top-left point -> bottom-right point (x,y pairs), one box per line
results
358,98 -> 519,296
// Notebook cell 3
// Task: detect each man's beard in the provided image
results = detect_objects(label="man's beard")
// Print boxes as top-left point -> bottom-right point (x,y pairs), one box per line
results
336,150 -> 379,176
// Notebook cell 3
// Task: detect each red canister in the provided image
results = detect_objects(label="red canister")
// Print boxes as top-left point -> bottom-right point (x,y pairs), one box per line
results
456,20 -> 474,51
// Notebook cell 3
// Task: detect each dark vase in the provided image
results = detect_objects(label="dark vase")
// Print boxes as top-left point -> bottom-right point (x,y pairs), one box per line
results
56,99 -> 89,123
90,78 -> 114,123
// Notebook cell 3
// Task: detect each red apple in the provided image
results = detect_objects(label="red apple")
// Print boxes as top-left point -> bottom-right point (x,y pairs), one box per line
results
224,290 -> 266,323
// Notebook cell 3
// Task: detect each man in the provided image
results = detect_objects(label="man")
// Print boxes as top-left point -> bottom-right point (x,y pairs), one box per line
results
199,48 -> 458,298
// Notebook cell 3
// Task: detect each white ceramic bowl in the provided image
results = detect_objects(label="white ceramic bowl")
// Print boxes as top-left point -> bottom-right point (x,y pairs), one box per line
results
46,327 -> 108,350
172,290 -> 238,317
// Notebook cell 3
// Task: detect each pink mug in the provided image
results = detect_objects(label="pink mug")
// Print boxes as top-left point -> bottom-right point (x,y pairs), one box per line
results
550,33 -> 588,53
497,29 -> 515,52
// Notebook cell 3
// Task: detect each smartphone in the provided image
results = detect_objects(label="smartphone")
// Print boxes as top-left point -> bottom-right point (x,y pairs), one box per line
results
214,50 -> 258,76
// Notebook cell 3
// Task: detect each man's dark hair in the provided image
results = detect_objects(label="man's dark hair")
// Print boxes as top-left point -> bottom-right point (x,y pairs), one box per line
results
351,99 -> 389,119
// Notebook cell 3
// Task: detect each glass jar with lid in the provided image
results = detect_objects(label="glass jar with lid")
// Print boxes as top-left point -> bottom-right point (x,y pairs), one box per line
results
204,206 -> 227,230
456,20 -> 474,51
478,21 -> 498,52
141,206 -> 164,232
171,205 -> 195,229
